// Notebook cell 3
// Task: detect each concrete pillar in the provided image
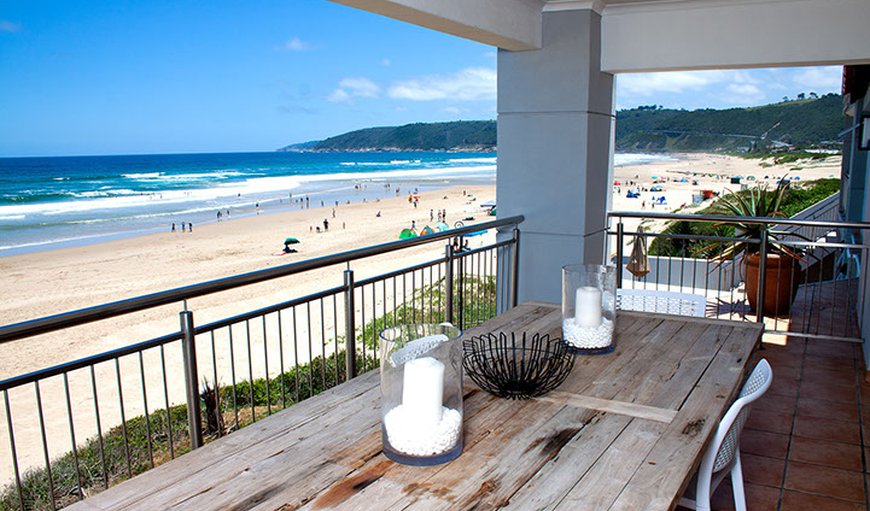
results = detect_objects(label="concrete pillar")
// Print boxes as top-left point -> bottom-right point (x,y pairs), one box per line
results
497,9 -> 615,303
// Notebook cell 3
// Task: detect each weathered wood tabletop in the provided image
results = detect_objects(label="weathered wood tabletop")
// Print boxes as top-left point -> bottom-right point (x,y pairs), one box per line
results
69,302 -> 762,511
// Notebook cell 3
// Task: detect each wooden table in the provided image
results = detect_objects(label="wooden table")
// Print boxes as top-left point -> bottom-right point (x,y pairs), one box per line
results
69,302 -> 762,511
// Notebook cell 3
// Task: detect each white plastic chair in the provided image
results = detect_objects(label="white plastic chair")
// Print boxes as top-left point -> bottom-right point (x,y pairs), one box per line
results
679,358 -> 773,511
616,288 -> 707,317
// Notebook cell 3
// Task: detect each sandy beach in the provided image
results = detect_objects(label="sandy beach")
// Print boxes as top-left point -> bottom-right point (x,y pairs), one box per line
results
0,152 -> 842,480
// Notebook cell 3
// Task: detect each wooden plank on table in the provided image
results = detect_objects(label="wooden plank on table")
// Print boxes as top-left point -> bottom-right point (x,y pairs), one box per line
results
567,319 -> 693,400
398,404 -> 600,510
209,389 -> 507,511
71,373 -> 381,511
298,386 -> 566,510
553,418 -> 668,511
606,323 -> 761,511
536,391 -> 677,423
500,413 -> 634,510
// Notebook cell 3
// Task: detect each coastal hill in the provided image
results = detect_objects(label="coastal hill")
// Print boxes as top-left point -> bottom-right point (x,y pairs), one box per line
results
279,94 -> 842,153
279,121 -> 496,153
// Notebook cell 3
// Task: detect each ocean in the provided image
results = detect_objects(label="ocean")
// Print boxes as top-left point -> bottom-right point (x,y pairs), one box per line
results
0,151 -> 667,256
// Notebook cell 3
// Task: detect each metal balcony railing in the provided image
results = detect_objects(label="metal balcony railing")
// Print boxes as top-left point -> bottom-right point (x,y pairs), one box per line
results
0,215 -> 523,511
607,194 -> 868,342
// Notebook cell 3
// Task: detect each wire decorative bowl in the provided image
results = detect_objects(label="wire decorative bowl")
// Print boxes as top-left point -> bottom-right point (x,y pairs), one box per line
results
462,332 -> 575,400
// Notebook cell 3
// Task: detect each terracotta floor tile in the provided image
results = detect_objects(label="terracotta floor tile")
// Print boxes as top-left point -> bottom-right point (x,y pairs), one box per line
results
801,367 -> 857,387
793,416 -> 860,445
800,381 -> 858,404
709,480 -> 780,511
741,429 -> 789,459
781,490 -> 864,511
784,461 -> 864,502
769,377 -> 800,398
805,340 -> 861,359
742,453 -> 786,488
763,350 -> 805,370
811,356 -> 856,372
788,437 -> 863,471
746,408 -> 793,435
796,397 -> 858,422
756,393 -> 798,415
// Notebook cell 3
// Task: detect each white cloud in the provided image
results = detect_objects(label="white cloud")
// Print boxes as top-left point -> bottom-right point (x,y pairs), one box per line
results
0,20 -> 21,32
619,70 -> 728,97
443,106 -> 469,115
389,67 -> 496,102
791,66 -> 841,93
725,83 -> 765,105
328,77 -> 381,103
327,88 -> 351,103
283,37 -> 312,52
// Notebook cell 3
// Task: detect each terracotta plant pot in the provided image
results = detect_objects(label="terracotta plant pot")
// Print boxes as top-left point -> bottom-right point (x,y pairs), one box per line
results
744,252 -> 800,316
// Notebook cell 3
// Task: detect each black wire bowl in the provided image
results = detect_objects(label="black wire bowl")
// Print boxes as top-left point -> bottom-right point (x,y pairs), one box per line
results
462,332 -> 575,400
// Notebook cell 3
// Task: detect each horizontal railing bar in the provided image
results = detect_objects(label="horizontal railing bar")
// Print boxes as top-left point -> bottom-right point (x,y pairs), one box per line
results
194,285 -> 346,334
775,239 -> 870,250
608,211 -> 870,230
0,216 -> 524,344
355,258 -> 445,288
352,238 -> 512,288
608,230 -> 761,245
764,330 -> 863,343
0,331 -> 183,391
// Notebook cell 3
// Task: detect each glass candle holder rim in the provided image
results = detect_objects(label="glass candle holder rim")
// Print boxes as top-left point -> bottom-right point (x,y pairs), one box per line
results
379,323 -> 463,343
562,263 -> 616,273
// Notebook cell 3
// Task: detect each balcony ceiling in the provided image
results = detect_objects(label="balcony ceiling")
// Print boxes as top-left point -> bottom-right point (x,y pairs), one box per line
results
331,0 -> 870,70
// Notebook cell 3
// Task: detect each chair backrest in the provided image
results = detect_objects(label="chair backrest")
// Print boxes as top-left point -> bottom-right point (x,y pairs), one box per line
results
616,289 -> 707,317
705,359 -> 773,475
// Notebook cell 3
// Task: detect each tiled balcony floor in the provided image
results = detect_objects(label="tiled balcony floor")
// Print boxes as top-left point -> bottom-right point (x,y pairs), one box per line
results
701,336 -> 868,510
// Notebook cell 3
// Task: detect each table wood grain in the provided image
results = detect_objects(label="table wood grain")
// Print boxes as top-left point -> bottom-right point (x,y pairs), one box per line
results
68,302 -> 762,511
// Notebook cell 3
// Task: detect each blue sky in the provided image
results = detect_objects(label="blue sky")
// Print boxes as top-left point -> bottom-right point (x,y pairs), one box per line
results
0,1 -> 843,157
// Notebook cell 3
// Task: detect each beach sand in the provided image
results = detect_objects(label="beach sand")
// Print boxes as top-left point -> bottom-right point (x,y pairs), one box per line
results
0,152 -> 842,479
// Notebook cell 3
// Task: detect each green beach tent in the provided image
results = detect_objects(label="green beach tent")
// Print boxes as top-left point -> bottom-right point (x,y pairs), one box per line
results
399,228 -> 417,240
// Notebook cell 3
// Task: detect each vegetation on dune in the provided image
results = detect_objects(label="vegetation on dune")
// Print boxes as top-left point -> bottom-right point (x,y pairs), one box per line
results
0,273 -> 498,511
648,178 -> 840,258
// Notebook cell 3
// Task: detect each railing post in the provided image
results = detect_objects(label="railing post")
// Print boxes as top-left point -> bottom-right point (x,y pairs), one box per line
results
445,243 -> 455,325
510,228 -> 520,308
756,231 -> 768,323
343,269 -> 357,380
615,221 -> 624,289
457,241 -> 465,329
179,310 -> 203,449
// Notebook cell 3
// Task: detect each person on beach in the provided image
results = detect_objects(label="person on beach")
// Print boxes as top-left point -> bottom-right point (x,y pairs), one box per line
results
181,223 -> 186,232
323,218 -> 329,231
171,223 -> 176,232
376,211 -> 381,217
217,211 -> 222,222
189,222 -> 193,232
430,209 -> 434,221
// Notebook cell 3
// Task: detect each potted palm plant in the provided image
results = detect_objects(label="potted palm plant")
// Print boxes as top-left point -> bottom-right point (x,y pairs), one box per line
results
702,179 -> 803,316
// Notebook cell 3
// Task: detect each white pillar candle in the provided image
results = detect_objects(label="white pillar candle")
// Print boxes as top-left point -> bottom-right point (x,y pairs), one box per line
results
402,356 -> 444,431
575,286 -> 603,327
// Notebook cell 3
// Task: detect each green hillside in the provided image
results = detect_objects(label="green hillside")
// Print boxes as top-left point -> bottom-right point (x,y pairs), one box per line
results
279,95 -> 843,153
279,121 -> 496,152
615,94 -> 843,152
